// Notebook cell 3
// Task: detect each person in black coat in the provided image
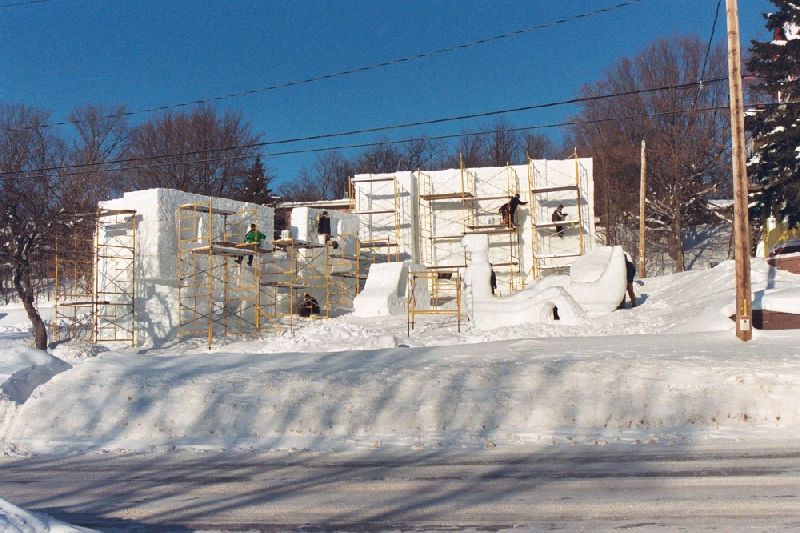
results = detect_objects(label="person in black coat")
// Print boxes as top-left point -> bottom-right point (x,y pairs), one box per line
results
500,193 -> 527,228
490,265 -> 497,295
317,211 -> 332,243
300,293 -> 321,317
619,254 -> 637,308
552,204 -> 567,238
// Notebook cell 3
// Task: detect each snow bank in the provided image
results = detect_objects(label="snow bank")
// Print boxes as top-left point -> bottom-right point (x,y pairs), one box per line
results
3,331 -> 800,454
0,497 -> 95,532
0,347 -> 70,404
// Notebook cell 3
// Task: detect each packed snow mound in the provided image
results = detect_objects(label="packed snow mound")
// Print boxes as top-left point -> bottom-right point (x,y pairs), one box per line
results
4,332 -> 800,454
0,347 -> 70,404
754,287 -> 800,314
0,497 -> 96,532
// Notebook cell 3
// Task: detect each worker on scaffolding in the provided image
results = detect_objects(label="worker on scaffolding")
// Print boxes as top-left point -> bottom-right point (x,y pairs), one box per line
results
235,223 -> 266,266
299,293 -> 321,317
552,204 -> 568,238
500,193 -> 527,228
317,211 -> 332,243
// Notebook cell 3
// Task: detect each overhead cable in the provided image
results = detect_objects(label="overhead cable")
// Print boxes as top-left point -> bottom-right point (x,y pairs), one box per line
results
1,104 -> 734,182
0,77 -> 726,177
4,0 -> 645,132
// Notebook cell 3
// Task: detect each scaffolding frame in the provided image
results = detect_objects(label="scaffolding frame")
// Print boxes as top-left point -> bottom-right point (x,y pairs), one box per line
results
418,158 -> 523,294
407,269 -> 462,334
327,234 -> 372,312
527,150 -> 591,279
52,208 -> 137,346
417,159 -> 474,271
463,164 -> 524,294
177,202 -> 266,348
349,175 -> 402,262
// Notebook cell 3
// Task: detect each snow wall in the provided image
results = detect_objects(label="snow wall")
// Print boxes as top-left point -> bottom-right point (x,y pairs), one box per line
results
100,188 -> 274,347
353,159 -> 594,295
463,235 -> 624,330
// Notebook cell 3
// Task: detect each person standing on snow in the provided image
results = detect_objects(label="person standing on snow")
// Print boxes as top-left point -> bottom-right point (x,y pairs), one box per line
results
235,223 -> 266,266
619,254 -> 637,308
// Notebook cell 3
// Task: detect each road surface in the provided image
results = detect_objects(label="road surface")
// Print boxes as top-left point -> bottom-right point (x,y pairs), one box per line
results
1,446 -> 800,531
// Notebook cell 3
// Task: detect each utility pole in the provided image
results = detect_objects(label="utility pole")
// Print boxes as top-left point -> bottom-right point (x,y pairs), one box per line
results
725,0 -> 752,341
639,140 -> 646,278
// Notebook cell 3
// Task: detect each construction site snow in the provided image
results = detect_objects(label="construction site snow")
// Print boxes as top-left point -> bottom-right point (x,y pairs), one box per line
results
0,258 -> 799,456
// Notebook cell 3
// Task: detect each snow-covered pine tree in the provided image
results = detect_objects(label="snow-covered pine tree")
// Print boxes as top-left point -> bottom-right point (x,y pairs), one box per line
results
746,0 -> 800,229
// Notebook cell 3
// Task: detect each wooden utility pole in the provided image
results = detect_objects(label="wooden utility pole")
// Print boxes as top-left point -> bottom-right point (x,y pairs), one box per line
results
639,140 -> 646,278
725,0 -> 753,341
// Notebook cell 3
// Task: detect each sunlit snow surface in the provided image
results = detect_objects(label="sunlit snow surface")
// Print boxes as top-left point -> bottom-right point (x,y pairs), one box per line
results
0,258 -> 798,456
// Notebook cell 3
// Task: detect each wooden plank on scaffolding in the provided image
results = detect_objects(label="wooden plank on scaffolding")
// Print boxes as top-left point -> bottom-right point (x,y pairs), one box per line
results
350,175 -> 397,183
530,184 -> 578,194
178,203 -> 237,216
419,192 -> 475,201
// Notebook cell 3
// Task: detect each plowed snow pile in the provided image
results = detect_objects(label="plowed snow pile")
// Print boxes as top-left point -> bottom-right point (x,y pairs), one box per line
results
0,258 -> 798,454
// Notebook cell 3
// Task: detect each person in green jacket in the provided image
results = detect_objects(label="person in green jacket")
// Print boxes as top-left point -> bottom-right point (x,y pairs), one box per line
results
235,223 -> 266,266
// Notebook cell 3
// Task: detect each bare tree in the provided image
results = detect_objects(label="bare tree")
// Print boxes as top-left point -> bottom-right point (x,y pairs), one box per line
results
569,36 -> 730,271
280,151 -> 354,202
487,118 -> 521,166
0,103 -> 70,349
354,142 -> 403,174
522,131 -> 561,160
124,107 -> 261,198
444,132 -> 488,168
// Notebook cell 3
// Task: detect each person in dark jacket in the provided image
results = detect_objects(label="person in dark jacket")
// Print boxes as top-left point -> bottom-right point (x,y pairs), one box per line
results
299,293 -> 321,317
619,254 -> 637,308
235,223 -> 266,266
552,204 -> 567,238
317,211 -> 332,243
490,265 -> 497,295
500,193 -> 527,228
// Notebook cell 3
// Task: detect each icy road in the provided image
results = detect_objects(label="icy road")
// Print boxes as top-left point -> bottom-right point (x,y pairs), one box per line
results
1,446 -> 799,531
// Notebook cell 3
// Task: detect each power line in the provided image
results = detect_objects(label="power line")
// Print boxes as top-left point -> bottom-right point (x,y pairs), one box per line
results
5,0 -> 645,132
1,104 -> 735,182
0,77 -> 726,177
0,0 -> 53,8
700,0 -> 724,81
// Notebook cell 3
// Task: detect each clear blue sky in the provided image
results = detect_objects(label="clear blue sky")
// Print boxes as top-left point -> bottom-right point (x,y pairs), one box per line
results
1,0 -> 774,187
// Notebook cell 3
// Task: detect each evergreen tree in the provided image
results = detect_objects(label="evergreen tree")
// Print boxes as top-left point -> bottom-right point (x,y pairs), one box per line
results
746,1 -> 800,229
240,155 -> 276,205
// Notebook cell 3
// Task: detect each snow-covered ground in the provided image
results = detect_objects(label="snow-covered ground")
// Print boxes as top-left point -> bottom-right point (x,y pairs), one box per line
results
0,258 -> 798,457
0,496 -> 95,532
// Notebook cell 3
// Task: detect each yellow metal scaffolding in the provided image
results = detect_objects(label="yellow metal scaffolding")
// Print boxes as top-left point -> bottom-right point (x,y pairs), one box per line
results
52,209 -> 137,346
463,164 -> 524,294
349,175 -> 402,262
527,150 -> 590,279
407,269 -> 462,334
177,202 -> 265,348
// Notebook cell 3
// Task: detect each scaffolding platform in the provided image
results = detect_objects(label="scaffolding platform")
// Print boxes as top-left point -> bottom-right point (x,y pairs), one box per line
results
530,184 -> 579,194
351,209 -> 396,215
178,203 -> 237,216
419,192 -> 475,201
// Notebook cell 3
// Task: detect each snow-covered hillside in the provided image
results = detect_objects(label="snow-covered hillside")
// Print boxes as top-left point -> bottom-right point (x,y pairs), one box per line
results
0,258 -> 798,455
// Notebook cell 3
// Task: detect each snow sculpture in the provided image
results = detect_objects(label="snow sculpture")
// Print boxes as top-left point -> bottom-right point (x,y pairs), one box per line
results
353,262 -> 409,317
530,246 -> 626,314
462,240 -> 628,329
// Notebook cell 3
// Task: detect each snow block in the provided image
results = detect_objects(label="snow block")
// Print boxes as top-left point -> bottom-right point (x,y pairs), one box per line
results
353,262 -> 408,317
